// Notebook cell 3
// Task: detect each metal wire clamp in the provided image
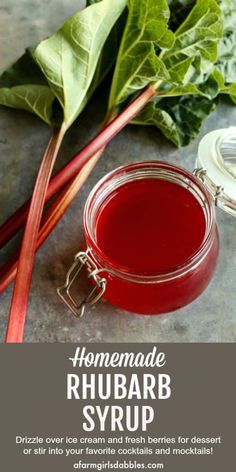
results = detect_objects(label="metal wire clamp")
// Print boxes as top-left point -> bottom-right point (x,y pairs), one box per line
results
57,251 -> 107,318
193,167 -> 224,206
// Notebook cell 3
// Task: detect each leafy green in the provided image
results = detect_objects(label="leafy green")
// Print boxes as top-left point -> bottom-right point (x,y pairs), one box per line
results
0,49 -> 56,124
0,85 -> 55,124
133,102 -> 181,146
108,0 -> 174,110
169,1 -> 236,101
163,0 -> 224,84
0,0 -> 127,126
157,68 -> 224,100
132,0 -> 224,146
221,83 -> 236,104
0,0 -> 126,126
168,0 -> 236,105
168,1 -> 194,29
0,48 -> 46,87
85,3 -> 127,105
216,0 -> 236,85
33,0 -> 127,128
228,84 -> 236,104
133,95 -> 216,146
0,0 -> 235,147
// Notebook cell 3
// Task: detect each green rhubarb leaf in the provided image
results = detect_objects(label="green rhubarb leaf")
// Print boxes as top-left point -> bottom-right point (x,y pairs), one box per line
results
229,84 -> 236,104
216,0 -> 236,84
166,56 -> 193,84
163,0 -> 224,84
33,0 -> 127,129
198,68 -> 225,97
0,48 -> 47,87
221,83 -> 236,104
168,0 -> 195,32
85,5 -> 127,104
169,1 -> 236,87
169,0 -> 236,105
133,95 -> 216,147
108,0 -> 174,110
0,85 -> 55,124
132,102 -> 181,146
0,48 -> 56,124
131,0 -> 224,147
159,68 -> 225,100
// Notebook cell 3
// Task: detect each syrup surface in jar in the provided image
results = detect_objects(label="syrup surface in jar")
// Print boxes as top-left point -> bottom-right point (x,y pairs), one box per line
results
95,178 -> 206,273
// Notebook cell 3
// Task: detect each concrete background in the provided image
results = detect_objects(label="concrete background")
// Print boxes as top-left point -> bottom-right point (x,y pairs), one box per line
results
0,0 -> 236,342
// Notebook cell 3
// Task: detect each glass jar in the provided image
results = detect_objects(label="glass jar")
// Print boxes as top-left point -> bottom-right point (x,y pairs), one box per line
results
58,164 -> 219,316
57,127 -> 236,317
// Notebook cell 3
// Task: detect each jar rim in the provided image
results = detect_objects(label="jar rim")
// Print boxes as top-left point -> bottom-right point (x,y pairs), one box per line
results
83,161 -> 216,283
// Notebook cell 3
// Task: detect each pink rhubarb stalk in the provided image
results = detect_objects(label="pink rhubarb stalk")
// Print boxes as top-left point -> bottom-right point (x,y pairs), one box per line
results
5,125 -> 66,343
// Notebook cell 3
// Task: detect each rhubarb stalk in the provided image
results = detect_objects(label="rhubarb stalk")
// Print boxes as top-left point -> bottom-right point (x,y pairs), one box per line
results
5,125 -> 66,343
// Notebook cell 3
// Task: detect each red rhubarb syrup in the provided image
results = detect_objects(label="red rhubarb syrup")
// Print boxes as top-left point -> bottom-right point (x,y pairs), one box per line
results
85,162 -> 219,314
96,179 -> 205,273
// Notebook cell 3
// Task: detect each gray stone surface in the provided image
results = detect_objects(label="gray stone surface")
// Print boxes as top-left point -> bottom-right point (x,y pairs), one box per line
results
0,0 -> 236,342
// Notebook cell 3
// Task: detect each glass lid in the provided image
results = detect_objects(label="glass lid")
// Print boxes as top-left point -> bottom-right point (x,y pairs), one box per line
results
196,127 -> 236,217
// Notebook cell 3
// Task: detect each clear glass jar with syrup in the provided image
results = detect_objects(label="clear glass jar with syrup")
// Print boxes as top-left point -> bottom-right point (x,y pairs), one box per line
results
58,127 -> 236,317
